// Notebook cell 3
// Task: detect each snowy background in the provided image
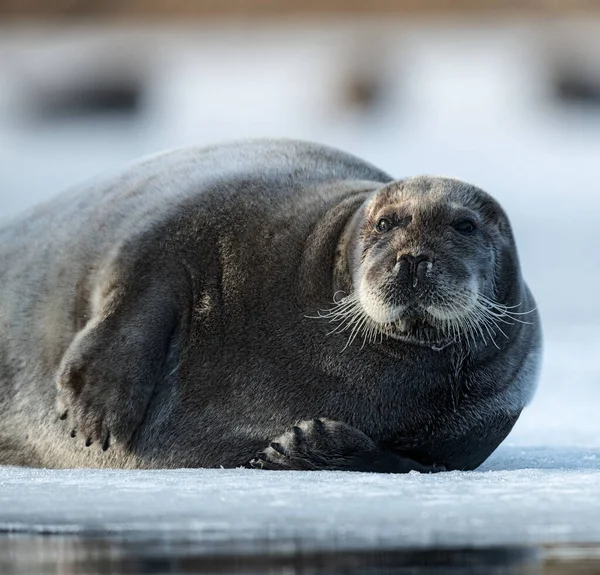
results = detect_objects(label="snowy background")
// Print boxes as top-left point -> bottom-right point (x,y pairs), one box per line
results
1,19 -> 600,571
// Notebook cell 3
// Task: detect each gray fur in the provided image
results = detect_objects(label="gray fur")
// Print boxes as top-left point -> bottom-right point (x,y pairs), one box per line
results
0,139 -> 541,471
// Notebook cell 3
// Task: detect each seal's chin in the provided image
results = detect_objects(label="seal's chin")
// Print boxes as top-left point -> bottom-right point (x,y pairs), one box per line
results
358,282 -> 479,350
356,293 -> 456,350
378,312 -> 456,351
316,291 -> 468,351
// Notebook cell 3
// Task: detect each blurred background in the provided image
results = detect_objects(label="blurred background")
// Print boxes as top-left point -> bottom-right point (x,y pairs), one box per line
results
1,1 -> 600,445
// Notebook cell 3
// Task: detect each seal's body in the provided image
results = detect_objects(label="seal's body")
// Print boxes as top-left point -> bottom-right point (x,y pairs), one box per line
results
0,140 -> 541,470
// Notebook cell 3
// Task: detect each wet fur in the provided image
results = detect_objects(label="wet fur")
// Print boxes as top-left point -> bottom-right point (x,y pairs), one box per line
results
0,140 -> 541,471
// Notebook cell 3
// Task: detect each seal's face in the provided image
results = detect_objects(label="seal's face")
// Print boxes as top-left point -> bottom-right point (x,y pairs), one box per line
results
334,176 -> 521,350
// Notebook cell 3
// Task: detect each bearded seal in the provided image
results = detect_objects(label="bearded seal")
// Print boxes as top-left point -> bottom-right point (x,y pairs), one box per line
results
0,139 -> 541,471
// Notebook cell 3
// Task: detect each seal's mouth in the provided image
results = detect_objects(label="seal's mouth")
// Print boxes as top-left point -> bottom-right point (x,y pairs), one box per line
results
311,295 -> 456,351
311,289 -> 535,352
381,313 -> 456,351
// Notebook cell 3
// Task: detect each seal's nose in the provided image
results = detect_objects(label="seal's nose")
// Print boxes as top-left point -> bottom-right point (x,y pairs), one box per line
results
397,254 -> 432,288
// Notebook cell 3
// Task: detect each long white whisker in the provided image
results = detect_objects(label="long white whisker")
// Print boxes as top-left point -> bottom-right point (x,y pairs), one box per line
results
344,311 -> 370,351
478,295 -> 537,315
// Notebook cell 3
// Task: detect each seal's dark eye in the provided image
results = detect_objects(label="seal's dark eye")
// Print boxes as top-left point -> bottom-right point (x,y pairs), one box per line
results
452,219 -> 477,235
376,218 -> 393,233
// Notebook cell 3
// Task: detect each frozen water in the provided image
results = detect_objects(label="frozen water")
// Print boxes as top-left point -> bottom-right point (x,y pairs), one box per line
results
1,444 -> 600,552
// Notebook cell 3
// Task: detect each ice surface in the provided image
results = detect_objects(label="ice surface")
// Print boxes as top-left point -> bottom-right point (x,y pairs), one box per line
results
1,21 -> 600,552
1,445 -> 600,552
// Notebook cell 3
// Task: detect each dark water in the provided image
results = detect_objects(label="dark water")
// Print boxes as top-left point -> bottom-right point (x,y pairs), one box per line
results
2,536 -> 600,575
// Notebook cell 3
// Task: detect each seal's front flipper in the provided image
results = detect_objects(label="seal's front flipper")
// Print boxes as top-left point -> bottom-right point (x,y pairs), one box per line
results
248,418 -> 443,473
56,282 -> 178,451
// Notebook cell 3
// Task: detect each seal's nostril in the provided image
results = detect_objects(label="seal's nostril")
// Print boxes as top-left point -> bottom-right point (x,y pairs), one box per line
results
396,254 -> 432,288
397,254 -> 431,265
396,255 -> 412,282
416,259 -> 431,284
398,254 -> 416,265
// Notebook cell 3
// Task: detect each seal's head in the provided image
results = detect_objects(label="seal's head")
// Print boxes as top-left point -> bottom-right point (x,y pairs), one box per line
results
330,176 -> 528,350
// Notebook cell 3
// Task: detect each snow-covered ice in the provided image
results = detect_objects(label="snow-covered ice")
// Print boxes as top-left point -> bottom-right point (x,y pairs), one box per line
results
1,445 -> 600,552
